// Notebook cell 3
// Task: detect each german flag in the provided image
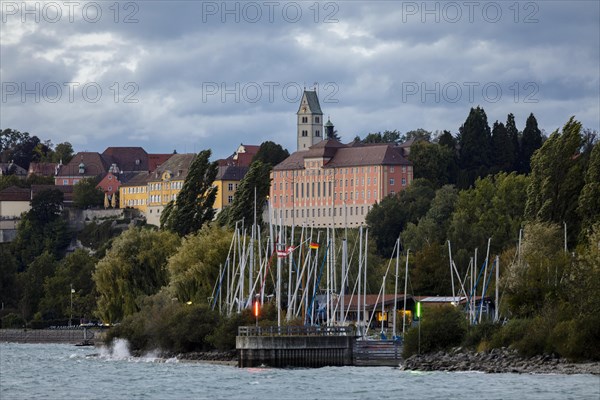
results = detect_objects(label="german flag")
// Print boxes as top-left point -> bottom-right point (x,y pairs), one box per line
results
309,242 -> 320,250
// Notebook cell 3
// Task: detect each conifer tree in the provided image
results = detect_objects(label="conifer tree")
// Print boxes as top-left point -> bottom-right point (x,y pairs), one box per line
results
505,113 -> 520,171
160,150 -> 218,236
491,121 -> 515,173
457,106 -> 492,187
217,160 -> 271,228
519,113 -> 543,173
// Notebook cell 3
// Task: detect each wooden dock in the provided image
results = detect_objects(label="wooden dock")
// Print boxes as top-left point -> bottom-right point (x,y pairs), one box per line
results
237,326 -> 355,368
236,326 -> 403,368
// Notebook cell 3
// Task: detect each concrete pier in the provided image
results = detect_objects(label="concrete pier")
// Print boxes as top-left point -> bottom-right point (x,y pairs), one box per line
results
237,326 -> 355,368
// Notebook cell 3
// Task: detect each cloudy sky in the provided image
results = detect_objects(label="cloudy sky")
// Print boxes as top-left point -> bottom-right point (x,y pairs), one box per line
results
1,1 -> 598,159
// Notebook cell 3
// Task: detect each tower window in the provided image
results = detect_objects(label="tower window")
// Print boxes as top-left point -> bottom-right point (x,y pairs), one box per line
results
315,130 -> 320,137
315,117 -> 320,123
302,117 -> 308,123
302,130 -> 308,137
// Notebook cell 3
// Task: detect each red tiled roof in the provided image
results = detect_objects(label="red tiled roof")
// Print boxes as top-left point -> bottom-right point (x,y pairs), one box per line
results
102,147 -> 149,172
148,154 -> 173,172
56,152 -> 110,177
148,154 -> 196,182
120,171 -> 150,187
274,140 -> 410,171
28,162 -> 58,177
0,186 -> 30,201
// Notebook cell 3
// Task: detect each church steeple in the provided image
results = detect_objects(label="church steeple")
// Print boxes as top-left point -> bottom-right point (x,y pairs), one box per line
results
297,90 -> 324,151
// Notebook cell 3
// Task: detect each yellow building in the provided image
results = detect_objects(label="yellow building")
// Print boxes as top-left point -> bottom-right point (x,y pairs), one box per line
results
119,172 -> 150,213
145,154 -> 196,226
214,165 -> 249,212
119,152 -> 255,226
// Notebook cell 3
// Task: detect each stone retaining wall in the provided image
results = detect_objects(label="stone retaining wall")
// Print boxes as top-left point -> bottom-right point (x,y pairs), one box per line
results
0,329 -> 95,344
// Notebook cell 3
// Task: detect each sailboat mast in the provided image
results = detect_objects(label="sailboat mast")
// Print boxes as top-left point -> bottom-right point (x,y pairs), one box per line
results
340,238 -> 347,325
357,226 -> 363,336
495,255 -> 499,322
402,249 -> 409,338
393,238 -> 399,339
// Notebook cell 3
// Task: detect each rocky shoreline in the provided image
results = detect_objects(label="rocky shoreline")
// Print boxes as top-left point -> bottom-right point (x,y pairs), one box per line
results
401,347 -> 600,375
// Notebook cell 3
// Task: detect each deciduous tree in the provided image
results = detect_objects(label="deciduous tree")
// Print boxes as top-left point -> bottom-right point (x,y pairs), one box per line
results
93,228 -> 180,323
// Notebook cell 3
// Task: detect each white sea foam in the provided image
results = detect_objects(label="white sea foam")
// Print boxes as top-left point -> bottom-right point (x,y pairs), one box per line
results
98,338 -> 133,360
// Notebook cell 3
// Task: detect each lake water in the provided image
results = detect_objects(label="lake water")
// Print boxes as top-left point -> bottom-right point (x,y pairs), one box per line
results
1,342 -> 598,400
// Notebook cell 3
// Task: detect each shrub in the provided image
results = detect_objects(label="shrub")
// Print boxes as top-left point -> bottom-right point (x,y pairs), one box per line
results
403,305 -> 467,357
1,313 -> 25,329
462,320 -> 501,351
550,315 -> 600,361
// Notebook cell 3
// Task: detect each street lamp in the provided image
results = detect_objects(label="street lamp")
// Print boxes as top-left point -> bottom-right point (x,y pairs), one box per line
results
69,284 -> 75,327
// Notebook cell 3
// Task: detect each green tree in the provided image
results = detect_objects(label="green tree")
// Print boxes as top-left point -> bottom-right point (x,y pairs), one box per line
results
577,142 -> 600,236
361,130 -> 402,144
160,150 -> 218,236
16,251 -> 58,321
457,107 -> 492,188
448,173 -> 529,261
409,243 -> 452,295
73,178 -> 104,209
525,117 -> 586,243
11,189 -> 70,268
505,113 -> 520,171
408,141 -> 456,187
366,179 -> 435,256
39,250 -> 97,321
519,113 -> 543,173
402,184 -> 459,252
52,142 -> 74,164
217,160 -> 271,228
252,141 -> 289,167
166,225 -> 233,305
437,130 -> 457,150
403,305 -> 467,357
403,128 -> 431,142
93,228 -> 180,323
490,121 -> 515,173
0,245 -> 19,310
502,222 -> 569,318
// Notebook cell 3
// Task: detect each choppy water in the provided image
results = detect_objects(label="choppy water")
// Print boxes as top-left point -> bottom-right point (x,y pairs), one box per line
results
1,341 -> 598,400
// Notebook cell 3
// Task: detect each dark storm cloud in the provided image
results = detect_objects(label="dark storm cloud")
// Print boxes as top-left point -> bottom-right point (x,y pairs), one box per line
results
1,0 -> 598,158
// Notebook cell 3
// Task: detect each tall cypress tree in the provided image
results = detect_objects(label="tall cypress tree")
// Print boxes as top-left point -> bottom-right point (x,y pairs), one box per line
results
491,121 -> 515,173
505,113 -> 520,171
457,106 -> 492,187
217,160 -> 272,228
161,150 -> 218,236
520,113 -> 543,173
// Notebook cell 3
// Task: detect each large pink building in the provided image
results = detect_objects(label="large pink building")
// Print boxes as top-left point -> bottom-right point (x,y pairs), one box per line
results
270,91 -> 413,228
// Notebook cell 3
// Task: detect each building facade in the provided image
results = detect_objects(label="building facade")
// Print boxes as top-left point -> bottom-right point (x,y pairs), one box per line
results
270,92 -> 413,228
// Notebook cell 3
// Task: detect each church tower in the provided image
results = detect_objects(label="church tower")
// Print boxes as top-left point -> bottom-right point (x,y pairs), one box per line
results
297,90 -> 324,151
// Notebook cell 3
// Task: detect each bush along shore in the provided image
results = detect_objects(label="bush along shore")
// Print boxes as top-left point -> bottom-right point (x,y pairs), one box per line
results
401,347 -> 600,375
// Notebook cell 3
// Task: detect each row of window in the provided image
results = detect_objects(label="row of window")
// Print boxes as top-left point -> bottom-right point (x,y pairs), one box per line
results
273,188 -> 379,205
278,165 -> 410,178
149,181 -> 183,191
227,183 -> 239,191
127,199 -> 146,206
149,194 -> 177,204
274,205 -> 372,220
126,186 -> 146,194
300,116 -> 320,123
300,130 -> 321,137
